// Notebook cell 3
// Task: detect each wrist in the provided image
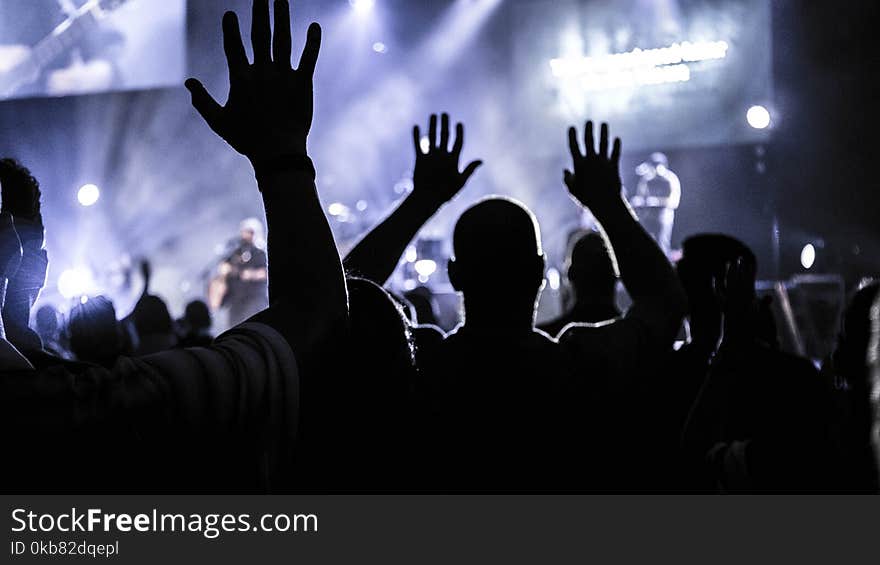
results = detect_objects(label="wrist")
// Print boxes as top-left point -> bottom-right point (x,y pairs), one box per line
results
405,190 -> 446,216
253,154 -> 316,186
588,196 -> 632,225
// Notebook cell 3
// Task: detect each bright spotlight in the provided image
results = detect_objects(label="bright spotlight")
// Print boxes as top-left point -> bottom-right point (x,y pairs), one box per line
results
77,183 -> 100,206
420,136 -> 431,153
349,0 -> 375,14
327,202 -> 347,216
57,268 -> 94,299
372,41 -> 387,54
414,259 -> 437,278
746,105 -> 771,129
800,243 -> 816,270
547,268 -> 561,290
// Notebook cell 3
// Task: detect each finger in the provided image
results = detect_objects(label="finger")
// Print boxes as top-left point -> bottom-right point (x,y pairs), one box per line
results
451,122 -> 464,155
585,121 -> 596,156
440,113 -> 450,152
297,22 -> 322,78
185,79 -> 224,133
611,137 -> 621,164
222,12 -> 248,78
273,0 -> 292,68
567,127 -> 582,159
428,114 -> 438,149
413,125 -> 423,156
563,169 -> 575,188
251,0 -> 272,65
461,160 -> 483,183
599,123 -> 609,158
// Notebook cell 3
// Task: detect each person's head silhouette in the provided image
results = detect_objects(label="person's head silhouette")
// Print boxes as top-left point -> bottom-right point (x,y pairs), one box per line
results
67,295 -> 122,367
566,231 -> 618,310
677,233 -> 757,346
35,304 -> 58,338
448,197 -> 545,331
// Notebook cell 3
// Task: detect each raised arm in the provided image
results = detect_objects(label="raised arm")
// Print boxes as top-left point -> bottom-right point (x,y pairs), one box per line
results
564,122 -> 686,346
185,0 -> 346,352
343,113 -> 482,285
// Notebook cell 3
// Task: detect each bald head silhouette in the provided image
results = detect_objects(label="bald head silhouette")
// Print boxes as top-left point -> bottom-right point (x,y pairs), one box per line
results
448,197 -> 545,329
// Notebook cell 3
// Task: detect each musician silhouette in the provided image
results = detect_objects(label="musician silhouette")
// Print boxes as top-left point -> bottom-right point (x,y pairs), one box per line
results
210,218 -> 269,327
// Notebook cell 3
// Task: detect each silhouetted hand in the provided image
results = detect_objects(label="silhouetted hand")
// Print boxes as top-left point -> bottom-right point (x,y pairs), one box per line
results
411,113 -> 482,210
564,121 -> 623,217
718,256 -> 758,343
185,0 -> 320,164
140,259 -> 152,292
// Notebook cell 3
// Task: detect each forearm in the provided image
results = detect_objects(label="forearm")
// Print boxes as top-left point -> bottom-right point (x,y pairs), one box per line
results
257,169 -> 348,339
594,200 -> 686,322
344,194 -> 438,285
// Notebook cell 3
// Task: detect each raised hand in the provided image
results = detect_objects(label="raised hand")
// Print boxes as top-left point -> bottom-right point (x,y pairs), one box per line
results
564,121 -> 623,217
718,256 -> 759,342
185,0 -> 320,164
411,113 -> 482,209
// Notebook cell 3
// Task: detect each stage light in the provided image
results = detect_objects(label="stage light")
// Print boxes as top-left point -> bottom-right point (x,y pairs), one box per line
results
800,243 -> 816,270
747,105 -> 771,129
328,202 -> 347,216
420,136 -> 431,153
547,268 -> 561,290
77,183 -> 100,206
57,267 -> 94,299
414,259 -> 437,278
349,0 -> 375,14
404,246 -> 418,263
372,42 -> 387,54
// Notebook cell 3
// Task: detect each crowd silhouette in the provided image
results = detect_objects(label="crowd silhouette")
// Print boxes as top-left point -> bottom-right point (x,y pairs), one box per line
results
0,0 -> 877,493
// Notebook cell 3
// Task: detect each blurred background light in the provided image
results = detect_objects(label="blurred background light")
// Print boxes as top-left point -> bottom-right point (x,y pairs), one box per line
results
57,267 -> 95,299
747,105 -> 771,129
349,0 -> 375,15
77,183 -> 101,207
801,243 -> 816,270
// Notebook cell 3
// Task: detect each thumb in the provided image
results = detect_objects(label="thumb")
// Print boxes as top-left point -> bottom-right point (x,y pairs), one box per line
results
563,169 -> 575,189
461,160 -> 483,183
185,79 -> 223,133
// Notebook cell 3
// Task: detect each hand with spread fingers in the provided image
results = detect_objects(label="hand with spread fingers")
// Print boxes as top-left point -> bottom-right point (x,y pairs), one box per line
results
185,0 -> 320,165
564,121 -> 624,218
411,113 -> 482,210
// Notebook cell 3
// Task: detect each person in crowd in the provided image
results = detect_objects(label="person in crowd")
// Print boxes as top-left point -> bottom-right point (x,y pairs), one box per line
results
682,256 -> 833,492
125,260 -> 178,355
538,230 -> 621,338
176,299 -> 214,348
0,158 -> 49,361
0,0 -> 345,492
35,304 -> 70,358
345,118 -> 687,488
823,280 -> 880,492
67,295 -> 126,367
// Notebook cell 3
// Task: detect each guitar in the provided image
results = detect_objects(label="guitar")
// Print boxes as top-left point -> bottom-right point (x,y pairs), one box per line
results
0,0 -> 129,98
